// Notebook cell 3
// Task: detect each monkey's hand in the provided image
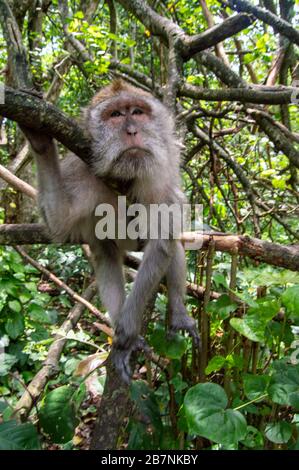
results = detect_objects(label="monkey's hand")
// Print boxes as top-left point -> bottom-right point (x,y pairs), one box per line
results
169,310 -> 201,348
111,334 -> 150,384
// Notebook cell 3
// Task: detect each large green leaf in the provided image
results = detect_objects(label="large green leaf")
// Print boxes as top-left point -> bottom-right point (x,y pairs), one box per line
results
39,386 -> 78,443
247,298 -> 280,321
243,374 -> 270,401
269,360 -> 299,409
183,383 -> 247,445
149,324 -> 187,359
0,353 -> 18,376
5,312 -> 25,339
207,294 -> 238,320
28,303 -> 56,324
205,355 -> 226,375
0,421 -> 40,450
282,286 -> 299,318
230,299 -> 279,342
230,317 -> 264,342
130,380 -> 162,433
265,422 -> 292,444
8,300 -> 21,313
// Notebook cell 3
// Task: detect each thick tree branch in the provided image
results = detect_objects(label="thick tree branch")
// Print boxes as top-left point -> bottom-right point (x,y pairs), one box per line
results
116,0 -> 253,60
1,224 -> 299,271
223,0 -> 299,46
0,86 -> 92,163
183,13 -> 253,59
180,83 -> 295,104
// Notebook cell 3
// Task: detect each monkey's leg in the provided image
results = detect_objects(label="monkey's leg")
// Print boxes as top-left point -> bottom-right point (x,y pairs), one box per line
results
91,241 -> 126,326
112,239 -> 175,382
167,241 -> 200,345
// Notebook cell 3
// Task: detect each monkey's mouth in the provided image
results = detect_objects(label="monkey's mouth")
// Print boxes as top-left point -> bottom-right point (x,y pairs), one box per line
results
110,146 -> 155,179
119,147 -> 152,159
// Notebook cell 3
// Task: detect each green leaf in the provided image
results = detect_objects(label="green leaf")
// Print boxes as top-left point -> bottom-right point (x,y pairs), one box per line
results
282,286 -> 299,318
183,383 -> 247,444
8,300 -> 21,313
243,374 -> 270,401
5,312 -> 25,339
74,10 -> 84,19
265,422 -> 292,444
229,298 -> 279,343
0,353 -> 18,376
0,421 -> 40,450
130,380 -> 162,433
247,298 -> 280,321
28,303 -> 55,324
272,178 -> 286,190
207,294 -> 238,320
269,360 -> 299,409
241,425 -> 264,449
39,386 -> 78,443
149,324 -> 187,359
205,356 -> 226,375
230,317 -> 263,342
0,401 -> 8,413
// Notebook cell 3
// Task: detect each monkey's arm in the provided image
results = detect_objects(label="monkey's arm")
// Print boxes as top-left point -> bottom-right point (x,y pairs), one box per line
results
21,129 -> 73,241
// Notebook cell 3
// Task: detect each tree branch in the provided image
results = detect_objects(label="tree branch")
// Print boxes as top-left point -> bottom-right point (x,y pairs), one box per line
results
223,0 -> 299,46
0,162 -> 37,198
14,245 -> 111,327
183,13 -> 253,59
0,86 -> 92,163
0,0 -> 32,88
180,83 -> 295,104
1,224 -> 299,271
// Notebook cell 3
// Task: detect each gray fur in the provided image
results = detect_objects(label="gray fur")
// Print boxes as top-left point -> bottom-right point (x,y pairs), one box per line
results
24,88 -> 199,383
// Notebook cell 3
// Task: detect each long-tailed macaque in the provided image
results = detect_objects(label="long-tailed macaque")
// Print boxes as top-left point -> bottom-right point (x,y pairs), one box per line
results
23,80 -> 199,382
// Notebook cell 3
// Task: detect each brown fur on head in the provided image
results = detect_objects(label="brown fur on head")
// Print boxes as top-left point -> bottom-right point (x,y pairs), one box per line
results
91,79 -> 151,108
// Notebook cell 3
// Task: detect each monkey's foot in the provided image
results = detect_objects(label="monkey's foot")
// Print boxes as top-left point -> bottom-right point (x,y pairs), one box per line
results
110,335 -> 150,384
169,315 -> 201,347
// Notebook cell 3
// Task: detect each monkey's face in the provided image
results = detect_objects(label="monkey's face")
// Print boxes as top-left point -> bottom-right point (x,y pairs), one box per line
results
87,92 -> 174,180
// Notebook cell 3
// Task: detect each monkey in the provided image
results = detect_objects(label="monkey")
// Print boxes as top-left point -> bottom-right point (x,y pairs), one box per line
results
22,79 -> 199,383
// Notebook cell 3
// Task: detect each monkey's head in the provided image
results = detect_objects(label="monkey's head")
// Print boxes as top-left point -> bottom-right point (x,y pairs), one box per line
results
85,80 -> 179,181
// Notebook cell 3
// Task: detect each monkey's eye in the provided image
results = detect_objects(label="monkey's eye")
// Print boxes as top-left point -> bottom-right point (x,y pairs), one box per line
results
110,110 -> 122,118
132,108 -> 144,116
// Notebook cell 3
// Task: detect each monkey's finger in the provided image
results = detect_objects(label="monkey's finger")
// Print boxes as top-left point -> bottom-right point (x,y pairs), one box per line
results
132,336 -> 151,354
168,321 -> 201,348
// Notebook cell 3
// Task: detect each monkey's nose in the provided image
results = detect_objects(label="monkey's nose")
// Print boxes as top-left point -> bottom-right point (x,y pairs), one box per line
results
126,124 -> 138,135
